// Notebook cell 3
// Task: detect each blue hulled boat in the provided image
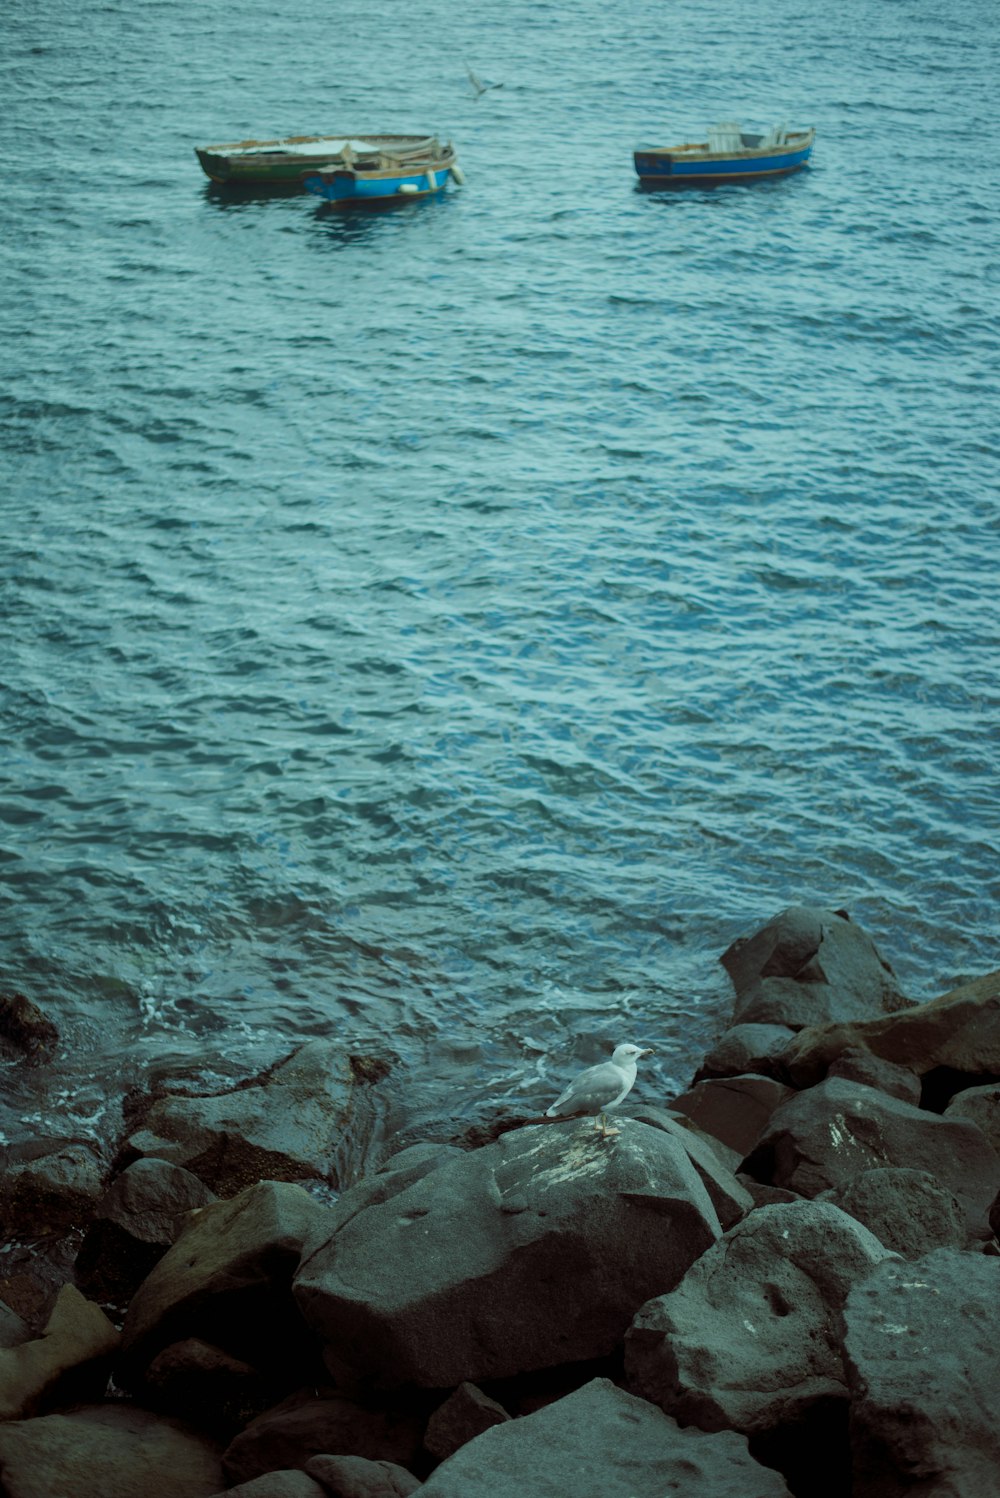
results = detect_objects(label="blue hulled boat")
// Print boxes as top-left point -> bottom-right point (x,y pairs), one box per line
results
634,122 -> 815,189
301,135 -> 462,206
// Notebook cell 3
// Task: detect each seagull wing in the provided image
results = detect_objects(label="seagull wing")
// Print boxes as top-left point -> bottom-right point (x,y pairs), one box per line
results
546,1060 -> 628,1117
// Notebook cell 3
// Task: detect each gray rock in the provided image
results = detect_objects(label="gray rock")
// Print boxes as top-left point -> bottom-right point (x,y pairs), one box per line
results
305,1454 -> 421,1497
222,1389 -> 424,1486
0,1283 -> 118,1421
825,1048 -> 921,1105
295,1118 -> 722,1388
720,907 -> 909,1030
625,1201 -> 892,1437
669,1075 -> 795,1157
225,1475 -> 327,1498
629,1105 -> 752,1226
316,1143 -> 468,1237
0,1402 -> 223,1498
782,968 -> 1000,1090
0,1139 -> 105,1238
944,1082 -> 1000,1153
416,1377 -> 792,1497
742,1076 -> 1000,1236
818,1167 -> 967,1258
842,1249 -> 1000,1496
696,1023 -> 796,1081
423,1381 -> 510,1462
121,1040 -> 389,1195
76,1157 -> 217,1301
119,1180 -> 328,1388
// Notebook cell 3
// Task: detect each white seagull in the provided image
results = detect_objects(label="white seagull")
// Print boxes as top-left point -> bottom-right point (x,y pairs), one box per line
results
466,65 -> 504,99
546,1042 -> 653,1136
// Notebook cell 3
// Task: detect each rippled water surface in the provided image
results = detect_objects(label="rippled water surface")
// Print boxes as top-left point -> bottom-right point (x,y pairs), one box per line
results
2,0 -> 998,1144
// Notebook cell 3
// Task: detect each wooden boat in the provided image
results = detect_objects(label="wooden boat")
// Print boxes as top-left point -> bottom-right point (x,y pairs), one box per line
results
301,136 -> 462,206
634,122 -> 815,189
194,133 -> 458,192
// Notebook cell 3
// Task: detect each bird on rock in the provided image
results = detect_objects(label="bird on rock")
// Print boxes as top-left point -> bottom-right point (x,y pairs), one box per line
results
545,1042 -> 653,1137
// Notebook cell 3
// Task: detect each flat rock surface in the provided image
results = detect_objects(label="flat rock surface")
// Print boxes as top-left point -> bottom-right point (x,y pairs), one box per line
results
818,1167 -> 967,1258
842,1249 -> 1000,1497
295,1119 -> 722,1388
415,1377 -> 792,1497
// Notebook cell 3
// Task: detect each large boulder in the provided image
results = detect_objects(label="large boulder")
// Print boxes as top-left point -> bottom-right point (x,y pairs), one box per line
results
668,1075 -> 795,1158
625,1201 -> 891,1440
817,1167 -> 967,1259
423,1382 -> 510,1462
221,1388 -> 424,1486
742,1077 -> 1000,1237
415,1377 -> 792,1497
118,1180 -> 329,1390
295,1119 -> 722,1388
0,1403 -> 223,1498
720,907 -> 909,1030
75,1157 -> 217,1303
842,1249 -> 1000,1496
695,1022 -> 796,1082
628,1105 -> 753,1226
120,1041 -> 389,1195
944,1081 -> 1000,1153
0,1139 -> 105,1239
0,1283 -> 118,1420
782,969 -> 1000,1091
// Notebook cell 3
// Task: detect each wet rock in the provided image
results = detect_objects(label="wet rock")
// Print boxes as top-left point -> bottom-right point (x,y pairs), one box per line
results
121,1040 -> 390,1196
423,1381 -> 510,1462
0,1138 -> 106,1239
143,1336 -> 272,1435
0,1402 -> 223,1498
695,1022 -> 796,1081
320,1142 -> 468,1235
720,907 -> 909,1030
415,1377 -> 793,1497
818,1167 -> 967,1258
742,1076 -> 1000,1236
118,1180 -> 328,1391
842,1249 -> 1000,1496
625,1201 -> 891,1440
825,1048 -> 921,1105
75,1157 -> 217,1302
0,991 -> 59,1064
0,1282 -> 118,1420
781,968 -> 1000,1091
305,1454 -> 421,1497
295,1118 -> 722,1389
669,1074 -> 795,1157
221,1389 -> 424,1486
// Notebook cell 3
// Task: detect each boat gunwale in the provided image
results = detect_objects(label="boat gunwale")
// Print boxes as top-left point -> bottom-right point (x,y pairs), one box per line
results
635,127 -> 815,165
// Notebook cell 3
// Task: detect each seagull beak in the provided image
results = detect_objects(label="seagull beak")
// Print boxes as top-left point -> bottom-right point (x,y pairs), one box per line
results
640,1047 -> 654,1057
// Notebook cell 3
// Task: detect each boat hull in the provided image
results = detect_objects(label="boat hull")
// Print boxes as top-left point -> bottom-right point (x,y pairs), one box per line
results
634,131 -> 814,188
302,158 -> 456,205
194,134 -> 449,192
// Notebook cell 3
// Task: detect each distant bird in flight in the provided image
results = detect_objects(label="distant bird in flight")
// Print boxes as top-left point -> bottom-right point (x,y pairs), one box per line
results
466,65 -> 504,99
546,1042 -> 653,1137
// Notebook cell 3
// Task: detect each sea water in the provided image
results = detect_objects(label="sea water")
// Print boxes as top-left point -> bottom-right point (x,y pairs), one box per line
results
2,0 -> 998,1145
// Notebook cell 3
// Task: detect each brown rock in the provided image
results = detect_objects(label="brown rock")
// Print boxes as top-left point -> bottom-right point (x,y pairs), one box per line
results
222,1390 -> 424,1486
423,1381 -> 510,1462
0,992 -> 59,1064
669,1075 -> 795,1157
304,1454 -> 421,1497
0,1283 -> 118,1420
0,1402 -> 223,1498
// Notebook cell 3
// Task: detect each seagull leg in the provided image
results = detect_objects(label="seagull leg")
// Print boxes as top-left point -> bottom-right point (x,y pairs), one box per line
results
596,1112 -> 620,1140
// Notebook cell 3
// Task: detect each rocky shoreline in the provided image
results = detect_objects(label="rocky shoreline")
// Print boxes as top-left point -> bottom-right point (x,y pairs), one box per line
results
2,905 -> 1000,1497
